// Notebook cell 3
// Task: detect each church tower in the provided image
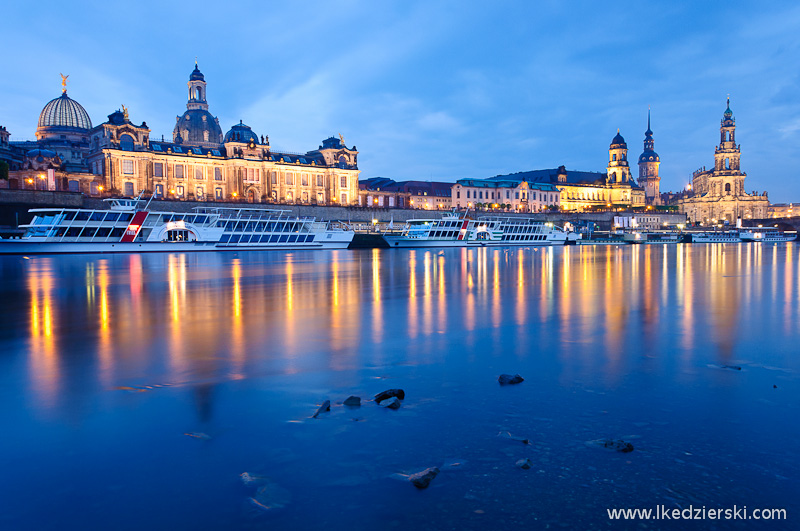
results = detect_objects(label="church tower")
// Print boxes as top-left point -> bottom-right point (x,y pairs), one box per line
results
637,109 -> 661,204
173,62 -> 223,147
607,130 -> 631,184
715,98 -> 741,175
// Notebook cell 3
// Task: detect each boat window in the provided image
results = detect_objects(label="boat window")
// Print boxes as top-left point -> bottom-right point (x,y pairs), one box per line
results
245,222 -> 256,232
287,235 -> 298,243
95,227 -> 112,239
64,227 -> 83,237
118,213 -> 133,222
257,234 -> 269,242
110,228 -> 125,238
219,234 -> 231,243
60,211 -> 77,221
195,216 -> 208,225
256,222 -> 266,232
81,227 -> 99,239
161,214 -> 173,223
234,221 -> 245,232
184,216 -> 196,224
229,235 -> 241,243
90,212 -> 107,222
279,235 -> 289,243
104,213 -> 120,222
54,227 -> 68,238
75,212 -> 91,221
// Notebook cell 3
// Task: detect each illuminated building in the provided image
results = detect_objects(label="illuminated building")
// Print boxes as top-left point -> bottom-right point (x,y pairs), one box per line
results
637,110 -> 661,205
450,179 -> 559,212
673,98 -> 769,224
5,65 -> 361,204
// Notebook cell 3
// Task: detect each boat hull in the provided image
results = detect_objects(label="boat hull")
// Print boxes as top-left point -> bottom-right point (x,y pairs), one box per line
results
0,239 -> 352,254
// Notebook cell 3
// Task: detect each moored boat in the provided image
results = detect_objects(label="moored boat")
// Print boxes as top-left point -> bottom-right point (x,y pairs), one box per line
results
739,228 -> 796,243
689,230 -> 742,243
382,212 -> 578,248
0,198 -> 354,254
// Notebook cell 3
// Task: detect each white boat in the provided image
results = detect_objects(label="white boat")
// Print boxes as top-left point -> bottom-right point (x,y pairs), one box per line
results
382,212 -> 578,248
0,198 -> 354,254
690,231 -> 741,243
740,228 -> 796,243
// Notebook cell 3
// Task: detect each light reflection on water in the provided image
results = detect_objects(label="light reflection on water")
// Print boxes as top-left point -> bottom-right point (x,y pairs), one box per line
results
1,243 -> 799,529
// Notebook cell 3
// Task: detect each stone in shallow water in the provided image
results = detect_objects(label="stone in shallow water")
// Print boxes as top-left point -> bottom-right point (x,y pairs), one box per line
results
408,467 -> 440,489
498,374 -> 524,385
585,439 -> 635,453
312,400 -> 331,418
249,481 -> 291,511
378,397 -> 401,409
498,431 -> 531,445
374,389 -> 405,402
343,396 -> 361,407
184,432 -> 211,440
516,458 -> 532,469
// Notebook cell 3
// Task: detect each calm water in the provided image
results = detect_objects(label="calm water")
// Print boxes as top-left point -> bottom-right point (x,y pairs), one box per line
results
1,244 -> 798,530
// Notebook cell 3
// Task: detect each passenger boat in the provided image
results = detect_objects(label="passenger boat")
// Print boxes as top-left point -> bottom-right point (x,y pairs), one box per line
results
0,198 -> 354,254
382,212 -> 578,248
739,228 -> 796,243
689,231 -> 742,243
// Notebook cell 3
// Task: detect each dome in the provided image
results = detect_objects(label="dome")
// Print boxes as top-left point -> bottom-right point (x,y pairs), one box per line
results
173,109 -> 223,146
38,93 -> 92,130
638,152 -> 659,163
190,65 -> 205,81
224,121 -> 259,143
26,148 -> 58,159
611,130 -> 626,147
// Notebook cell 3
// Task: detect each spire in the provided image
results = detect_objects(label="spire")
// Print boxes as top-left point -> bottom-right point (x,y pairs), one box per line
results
645,107 -> 653,136
724,94 -> 733,119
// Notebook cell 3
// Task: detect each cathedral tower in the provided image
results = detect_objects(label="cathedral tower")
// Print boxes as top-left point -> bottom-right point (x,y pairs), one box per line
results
637,109 -> 661,205
607,130 -> 631,184
173,62 -> 223,147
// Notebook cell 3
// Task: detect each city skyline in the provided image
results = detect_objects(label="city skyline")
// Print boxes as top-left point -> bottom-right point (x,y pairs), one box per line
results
2,1 -> 800,201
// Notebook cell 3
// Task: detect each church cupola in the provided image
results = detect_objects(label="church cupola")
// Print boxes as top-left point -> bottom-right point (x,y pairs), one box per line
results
187,61 -> 209,111
607,129 -> 631,184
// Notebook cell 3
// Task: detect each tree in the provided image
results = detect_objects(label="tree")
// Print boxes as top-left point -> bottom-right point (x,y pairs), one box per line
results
0,160 -> 8,181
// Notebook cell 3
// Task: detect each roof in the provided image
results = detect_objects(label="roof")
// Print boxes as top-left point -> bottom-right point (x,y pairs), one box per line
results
489,168 -> 608,186
38,93 -> 92,131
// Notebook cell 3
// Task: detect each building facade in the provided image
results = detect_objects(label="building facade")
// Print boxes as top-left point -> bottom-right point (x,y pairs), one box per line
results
450,179 -> 559,212
6,66 -> 361,204
674,99 -> 769,223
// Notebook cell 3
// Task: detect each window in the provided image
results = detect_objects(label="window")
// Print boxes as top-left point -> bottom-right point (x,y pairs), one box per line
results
302,191 -> 308,203
286,173 -> 294,185
317,192 -> 325,204
175,165 -> 184,179
340,175 -> 347,188
456,191 -> 460,199
195,167 -> 203,180
338,156 -> 347,169
725,183 -> 731,193
389,196 -> 395,207
246,168 -> 259,182
123,160 -> 134,174
214,167 -> 222,181
286,191 -> 293,201
506,191 -> 510,199
68,180 -> 80,192
612,154 -> 617,161
316,174 -> 324,187
340,192 -> 347,204
271,171 -> 278,185
301,174 -> 308,186
124,182 -> 134,196
120,134 -> 134,151
154,162 -> 164,177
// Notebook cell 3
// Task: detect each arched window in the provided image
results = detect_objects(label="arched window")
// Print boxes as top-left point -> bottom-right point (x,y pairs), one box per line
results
195,87 -> 202,100
612,154 -> 617,161
725,183 -> 731,193
725,158 -> 730,169
338,156 -> 347,169
120,134 -> 134,151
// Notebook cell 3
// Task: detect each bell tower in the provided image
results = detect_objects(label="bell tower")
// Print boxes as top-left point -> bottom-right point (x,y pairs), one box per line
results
637,109 -> 661,204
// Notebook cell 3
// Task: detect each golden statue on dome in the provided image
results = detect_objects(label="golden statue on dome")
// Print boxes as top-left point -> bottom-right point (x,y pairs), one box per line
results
60,73 -> 69,93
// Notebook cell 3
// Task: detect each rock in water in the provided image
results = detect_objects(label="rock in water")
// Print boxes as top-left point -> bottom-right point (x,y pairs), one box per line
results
312,400 -> 331,418
585,439 -> 635,453
497,431 -> 531,445
722,365 -> 742,371
343,396 -> 361,407
516,458 -> 532,469
378,397 -> 401,409
374,389 -> 405,402
498,374 -> 524,385
408,467 -> 440,489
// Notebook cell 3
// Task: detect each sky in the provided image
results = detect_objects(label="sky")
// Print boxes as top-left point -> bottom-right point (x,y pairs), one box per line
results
2,0 -> 800,202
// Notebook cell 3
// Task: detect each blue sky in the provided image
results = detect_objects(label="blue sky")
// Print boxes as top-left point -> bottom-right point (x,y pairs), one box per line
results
2,1 -> 800,201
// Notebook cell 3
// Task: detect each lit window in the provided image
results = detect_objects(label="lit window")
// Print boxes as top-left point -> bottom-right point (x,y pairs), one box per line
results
286,173 -> 294,185
154,162 -> 163,177
195,167 -> 203,180
316,175 -> 324,187
340,176 -> 347,188
214,167 -> 222,181
175,165 -> 184,179
123,160 -> 134,174
301,174 -> 309,186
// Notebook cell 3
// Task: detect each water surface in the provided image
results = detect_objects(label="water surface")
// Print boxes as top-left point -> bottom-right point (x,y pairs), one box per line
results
1,244 -> 798,529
